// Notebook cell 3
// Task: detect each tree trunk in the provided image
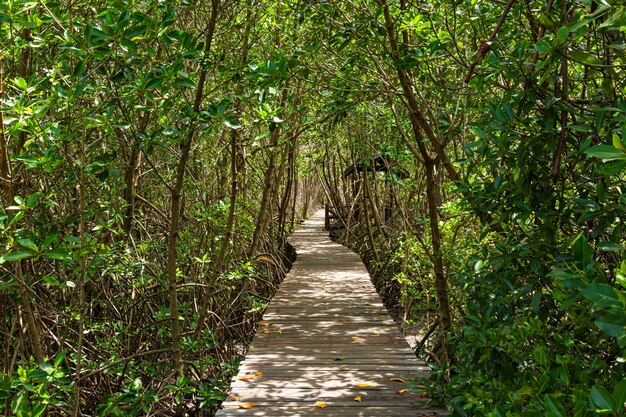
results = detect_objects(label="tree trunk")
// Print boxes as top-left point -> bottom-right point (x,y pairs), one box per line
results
278,133 -> 296,242
195,127 -> 239,336
249,135 -> 278,258
249,88 -> 289,258
381,0 -> 452,331
0,60 -> 45,363
165,0 -> 219,372
425,161 -> 452,330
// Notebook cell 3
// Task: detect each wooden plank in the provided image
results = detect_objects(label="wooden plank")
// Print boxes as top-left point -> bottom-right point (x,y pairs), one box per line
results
216,210 -> 447,416
239,357 -> 420,363
223,399 -> 429,407
217,407 -> 448,417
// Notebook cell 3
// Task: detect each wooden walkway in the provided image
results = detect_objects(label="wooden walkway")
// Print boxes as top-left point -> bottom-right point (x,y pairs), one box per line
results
216,210 -> 447,416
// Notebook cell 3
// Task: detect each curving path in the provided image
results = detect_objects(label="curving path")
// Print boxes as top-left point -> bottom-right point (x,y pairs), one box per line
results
216,209 -> 447,416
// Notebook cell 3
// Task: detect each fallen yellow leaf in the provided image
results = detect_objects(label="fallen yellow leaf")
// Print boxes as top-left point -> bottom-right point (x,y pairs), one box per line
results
356,383 -> 372,388
237,376 -> 254,381
351,337 -> 365,342
254,371 -> 263,376
238,403 -> 255,409
354,396 -> 362,402
315,401 -> 327,408
389,377 -> 406,383
230,395 -> 237,401
260,321 -> 271,326
396,389 -> 407,396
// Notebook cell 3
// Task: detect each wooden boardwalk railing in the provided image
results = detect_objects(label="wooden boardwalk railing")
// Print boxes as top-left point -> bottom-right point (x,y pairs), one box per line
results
216,210 -> 447,416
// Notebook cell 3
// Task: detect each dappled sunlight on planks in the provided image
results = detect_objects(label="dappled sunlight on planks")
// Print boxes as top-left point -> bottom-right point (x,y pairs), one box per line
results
216,210 -> 448,417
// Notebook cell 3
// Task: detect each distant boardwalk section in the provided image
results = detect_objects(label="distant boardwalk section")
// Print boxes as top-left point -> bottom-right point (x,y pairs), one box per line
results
216,210 -> 448,416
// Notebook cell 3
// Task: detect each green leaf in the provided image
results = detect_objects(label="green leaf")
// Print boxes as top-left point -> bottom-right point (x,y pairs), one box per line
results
569,50 -> 604,66
13,77 -> 28,90
582,284 -> 621,309
32,403 -> 46,417
617,262 -> 626,290
539,13 -> 557,31
598,7 -> 626,30
43,248 -> 70,260
1,251 -> 32,262
569,4 -> 611,32
223,117 -> 241,129
535,39 -> 551,53
54,351 -> 67,368
175,77 -> 195,88
595,314 -> 626,337
18,14 -> 43,29
40,362 -> 54,373
145,76 -> 165,90
590,385 -> 616,412
585,145 -> 626,161
597,160 -> 626,175
12,391 -> 26,413
17,239 -> 38,252
534,345 -> 548,367
613,380 -> 626,413
124,24 -> 147,41
544,394 -> 566,417
516,386 -> 534,397
7,211 -> 24,227
573,233 -> 593,269
613,134 -> 626,151
556,26 -> 569,40
597,241 -> 625,252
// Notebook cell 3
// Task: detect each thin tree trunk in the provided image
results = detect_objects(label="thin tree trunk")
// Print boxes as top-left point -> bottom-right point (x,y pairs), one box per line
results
195,128 -> 239,336
123,111 -> 149,237
73,127 -> 87,417
363,167 -> 388,239
123,145 -> 142,236
249,88 -> 289,258
165,0 -> 219,372
425,161 -> 451,330
278,133 -> 295,242
361,169 -> 379,262
249,136 -> 278,258
381,0 -> 452,331
15,265 -> 44,363
289,145 -> 299,230
0,59 -> 45,363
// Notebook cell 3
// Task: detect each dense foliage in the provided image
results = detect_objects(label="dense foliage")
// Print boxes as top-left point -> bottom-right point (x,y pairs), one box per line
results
0,0 -> 321,414
1,0 -> 626,416
314,1 -> 626,416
